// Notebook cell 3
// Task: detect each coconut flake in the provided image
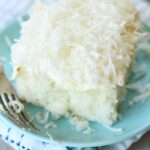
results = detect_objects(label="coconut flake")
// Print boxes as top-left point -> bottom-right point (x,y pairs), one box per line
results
133,63 -> 147,80
44,121 -> 57,129
4,36 -> 12,48
103,124 -> 123,133
35,109 -> 49,124
83,126 -> 95,134
70,116 -> 89,132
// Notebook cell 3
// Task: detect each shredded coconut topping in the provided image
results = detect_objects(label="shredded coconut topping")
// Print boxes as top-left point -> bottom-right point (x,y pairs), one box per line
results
11,0 -> 140,130
12,0 -> 140,91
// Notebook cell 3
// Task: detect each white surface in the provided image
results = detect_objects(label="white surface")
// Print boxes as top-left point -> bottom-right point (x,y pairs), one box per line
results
0,140 -> 13,150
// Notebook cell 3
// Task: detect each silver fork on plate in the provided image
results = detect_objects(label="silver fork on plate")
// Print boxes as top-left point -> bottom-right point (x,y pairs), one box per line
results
0,66 -> 37,131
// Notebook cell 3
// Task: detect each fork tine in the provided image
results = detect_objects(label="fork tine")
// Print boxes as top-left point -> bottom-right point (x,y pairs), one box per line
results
0,94 -> 26,128
7,94 -> 24,114
1,93 -> 10,111
10,94 -> 38,130
0,93 -> 33,129
21,111 -> 38,130
8,93 -> 38,130
7,93 -> 35,130
0,70 -> 38,130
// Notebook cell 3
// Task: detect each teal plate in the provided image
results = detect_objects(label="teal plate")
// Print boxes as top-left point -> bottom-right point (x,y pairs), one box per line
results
0,20 -> 150,148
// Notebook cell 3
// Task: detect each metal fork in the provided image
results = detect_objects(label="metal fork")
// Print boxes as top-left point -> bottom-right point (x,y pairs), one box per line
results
0,66 -> 37,131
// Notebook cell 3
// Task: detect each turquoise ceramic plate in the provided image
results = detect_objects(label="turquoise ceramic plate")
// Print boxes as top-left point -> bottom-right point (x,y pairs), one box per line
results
0,20 -> 150,147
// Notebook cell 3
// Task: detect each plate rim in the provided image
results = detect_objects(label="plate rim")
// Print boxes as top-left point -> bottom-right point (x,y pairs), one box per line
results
0,106 -> 150,147
0,18 -> 150,148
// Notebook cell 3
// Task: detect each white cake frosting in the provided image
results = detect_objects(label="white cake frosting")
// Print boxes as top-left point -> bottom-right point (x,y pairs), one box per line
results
11,0 -> 140,127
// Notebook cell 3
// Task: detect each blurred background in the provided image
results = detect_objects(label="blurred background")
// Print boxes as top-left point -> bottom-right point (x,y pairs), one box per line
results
0,0 -> 149,29
0,0 -> 150,150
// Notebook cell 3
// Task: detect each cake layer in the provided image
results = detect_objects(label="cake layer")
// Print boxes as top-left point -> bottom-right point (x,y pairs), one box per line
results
15,73 -> 118,125
11,0 -> 140,126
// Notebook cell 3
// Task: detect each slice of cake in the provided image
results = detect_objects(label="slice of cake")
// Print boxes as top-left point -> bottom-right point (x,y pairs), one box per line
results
11,0 -> 140,126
